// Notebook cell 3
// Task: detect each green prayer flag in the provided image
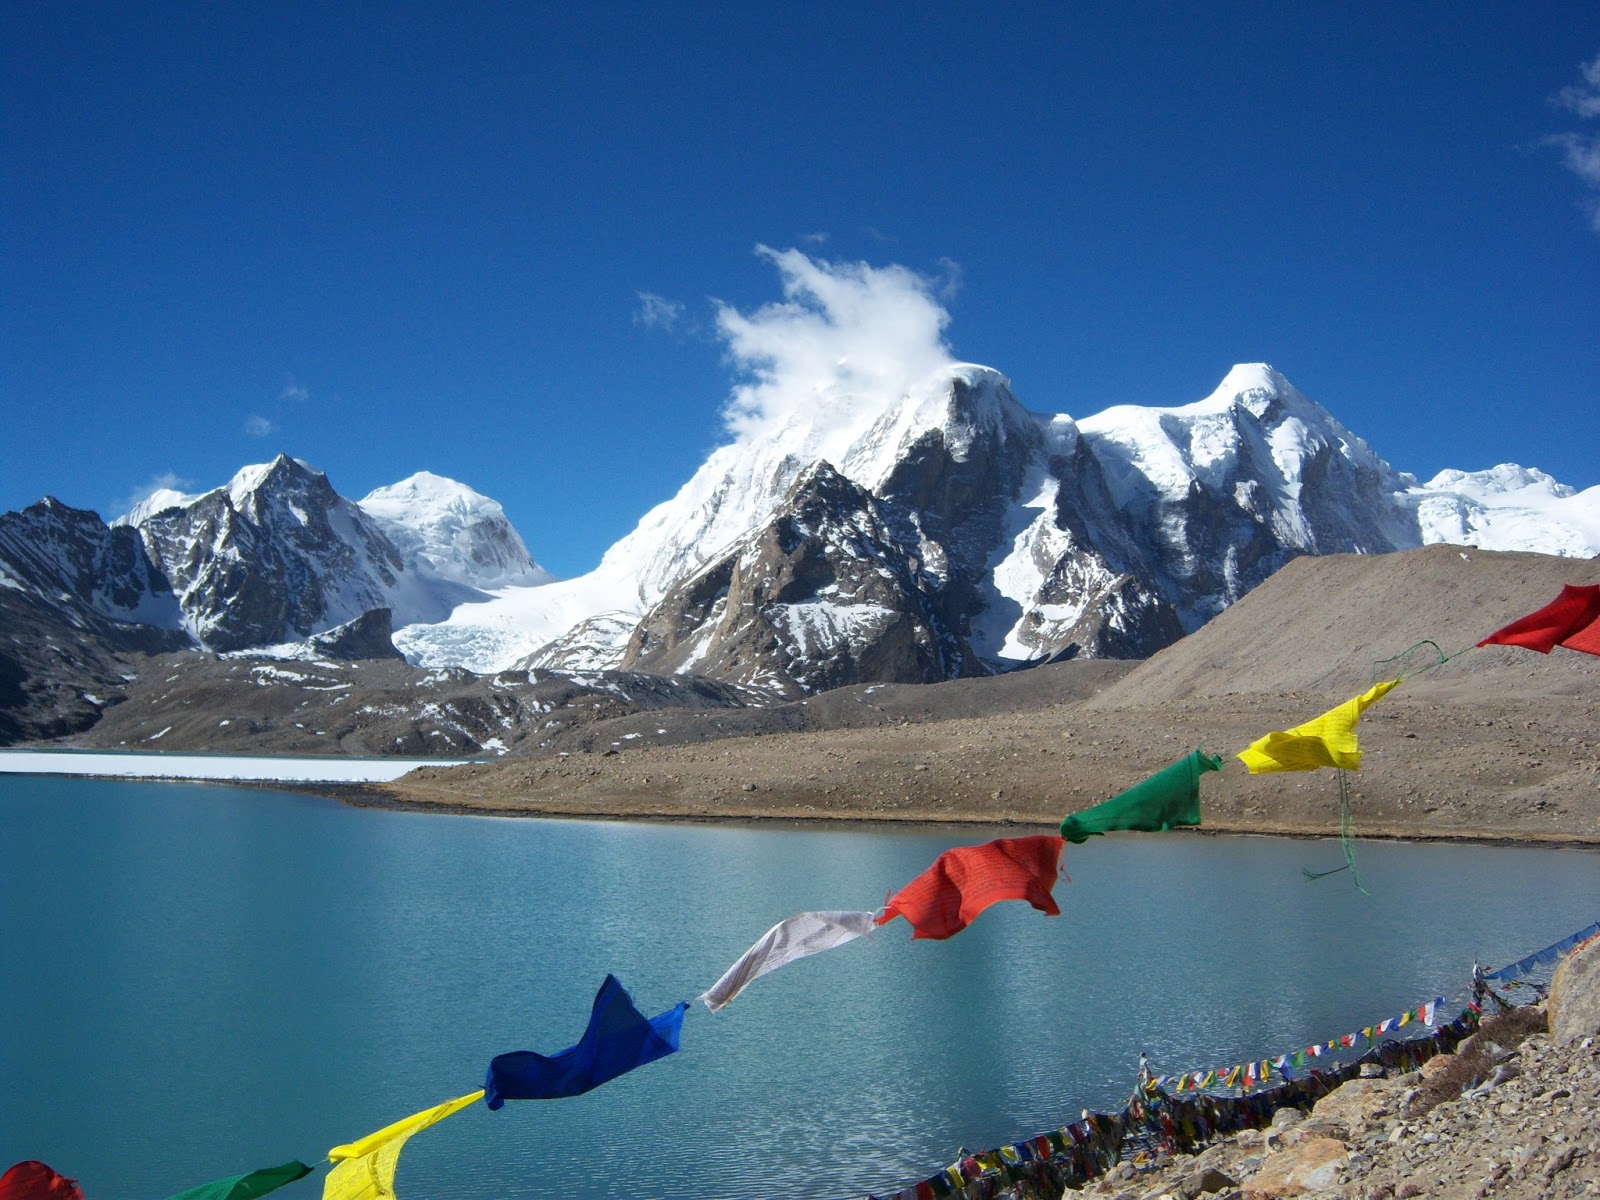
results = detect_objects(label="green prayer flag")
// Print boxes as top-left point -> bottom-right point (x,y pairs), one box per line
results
165,1161 -> 313,1200
1059,749 -> 1221,843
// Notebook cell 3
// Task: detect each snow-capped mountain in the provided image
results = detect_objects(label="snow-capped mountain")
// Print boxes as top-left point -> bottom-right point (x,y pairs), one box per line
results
394,362 -> 1031,670
395,363 -> 1600,693
129,456 -> 455,651
114,487 -> 199,527
0,497 -> 183,635
6,365 -> 1596,704
96,455 -> 553,653
1411,465 -> 1600,557
621,461 -> 960,695
359,472 -> 554,589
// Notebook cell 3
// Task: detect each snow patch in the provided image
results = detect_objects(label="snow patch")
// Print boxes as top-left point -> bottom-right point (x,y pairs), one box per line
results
0,750 -> 477,782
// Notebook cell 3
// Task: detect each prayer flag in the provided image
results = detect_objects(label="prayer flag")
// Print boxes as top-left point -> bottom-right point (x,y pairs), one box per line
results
485,975 -> 687,1108
1478,584 -> 1600,656
324,1091 -> 481,1200
1059,750 -> 1222,842
700,910 -> 878,1012
875,835 -> 1064,940
1237,680 -> 1399,773
167,1162 -> 312,1200
0,1163 -> 84,1200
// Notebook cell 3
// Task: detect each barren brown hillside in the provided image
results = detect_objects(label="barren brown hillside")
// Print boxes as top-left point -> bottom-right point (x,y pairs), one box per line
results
1090,543 -> 1600,704
371,545 -> 1600,845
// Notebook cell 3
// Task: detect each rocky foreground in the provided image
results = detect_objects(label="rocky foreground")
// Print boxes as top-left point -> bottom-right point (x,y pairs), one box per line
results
1081,941 -> 1600,1200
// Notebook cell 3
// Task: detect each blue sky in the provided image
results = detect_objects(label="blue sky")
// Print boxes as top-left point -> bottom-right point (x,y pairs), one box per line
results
4,3 -> 1597,577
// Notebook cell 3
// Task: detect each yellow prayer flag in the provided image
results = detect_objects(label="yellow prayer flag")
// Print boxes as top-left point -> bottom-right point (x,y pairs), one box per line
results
1237,680 -> 1400,773
324,1090 -> 483,1200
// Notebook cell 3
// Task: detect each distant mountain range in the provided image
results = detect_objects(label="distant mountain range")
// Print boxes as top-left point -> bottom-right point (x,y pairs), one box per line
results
398,362 -> 1600,691
3,363 -> 1597,741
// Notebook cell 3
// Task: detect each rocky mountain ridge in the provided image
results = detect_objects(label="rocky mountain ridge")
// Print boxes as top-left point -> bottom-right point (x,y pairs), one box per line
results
4,366 -> 1599,744
418,362 -> 1599,695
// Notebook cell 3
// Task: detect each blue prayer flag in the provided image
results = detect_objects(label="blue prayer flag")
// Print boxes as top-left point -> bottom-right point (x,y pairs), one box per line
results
484,974 -> 687,1109
1485,920 -> 1600,984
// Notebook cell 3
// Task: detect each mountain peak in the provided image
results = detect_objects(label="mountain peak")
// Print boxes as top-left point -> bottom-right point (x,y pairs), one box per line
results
115,487 -> 197,527
1216,361 -> 1291,397
360,471 -> 551,589
223,455 -> 327,512
363,471 -> 507,517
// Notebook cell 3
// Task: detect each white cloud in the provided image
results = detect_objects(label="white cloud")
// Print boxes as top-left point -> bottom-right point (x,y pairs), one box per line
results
634,291 -> 686,330
1549,52 -> 1600,232
714,246 -> 955,445
279,379 -> 309,404
1555,53 -> 1600,118
799,231 -> 830,246
244,414 -> 275,437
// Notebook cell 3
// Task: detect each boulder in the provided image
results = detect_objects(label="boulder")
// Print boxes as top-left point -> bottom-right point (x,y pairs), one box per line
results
1307,1078 -> 1392,1137
1240,1136 -> 1349,1198
1548,935 -> 1600,1046
1177,1165 -> 1239,1197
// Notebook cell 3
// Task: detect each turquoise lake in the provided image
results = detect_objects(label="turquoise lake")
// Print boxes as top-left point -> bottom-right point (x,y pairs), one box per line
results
1,775 -> 1596,1199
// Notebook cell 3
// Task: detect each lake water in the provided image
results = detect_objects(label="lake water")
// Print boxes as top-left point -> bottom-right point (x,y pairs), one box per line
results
2,776 -> 1596,1200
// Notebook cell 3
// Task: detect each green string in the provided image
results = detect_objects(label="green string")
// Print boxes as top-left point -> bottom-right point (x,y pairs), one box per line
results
1371,638 -> 1478,684
1302,771 -> 1369,895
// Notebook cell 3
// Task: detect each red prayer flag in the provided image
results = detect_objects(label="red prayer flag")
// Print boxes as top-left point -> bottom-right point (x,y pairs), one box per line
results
0,1162 -> 85,1200
875,835 -> 1065,940
1478,584 -> 1600,656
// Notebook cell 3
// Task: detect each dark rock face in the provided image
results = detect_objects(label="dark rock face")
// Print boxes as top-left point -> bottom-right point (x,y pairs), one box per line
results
624,462 -> 963,696
872,373 -> 1044,656
309,608 -> 405,661
0,500 -> 190,744
135,455 -> 431,651
0,498 -> 181,637
0,588 -> 129,744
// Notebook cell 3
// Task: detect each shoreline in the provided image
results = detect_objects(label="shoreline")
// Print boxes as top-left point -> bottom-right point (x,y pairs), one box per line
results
288,776 -> 1600,849
11,768 -> 1596,849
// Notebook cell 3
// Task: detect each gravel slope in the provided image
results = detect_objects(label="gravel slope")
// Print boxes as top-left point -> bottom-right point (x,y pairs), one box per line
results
370,546 -> 1600,844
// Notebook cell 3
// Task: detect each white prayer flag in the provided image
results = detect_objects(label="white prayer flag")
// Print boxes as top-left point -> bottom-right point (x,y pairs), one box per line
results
700,910 -> 878,1012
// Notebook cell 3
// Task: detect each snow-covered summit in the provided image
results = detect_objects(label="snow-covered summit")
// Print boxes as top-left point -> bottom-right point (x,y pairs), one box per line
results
115,487 -> 199,527
1411,464 -> 1600,557
394,362 -> 1029,670
394,361 -> 1600,681
104,455 -> 540,651
359,471 -> 553,589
